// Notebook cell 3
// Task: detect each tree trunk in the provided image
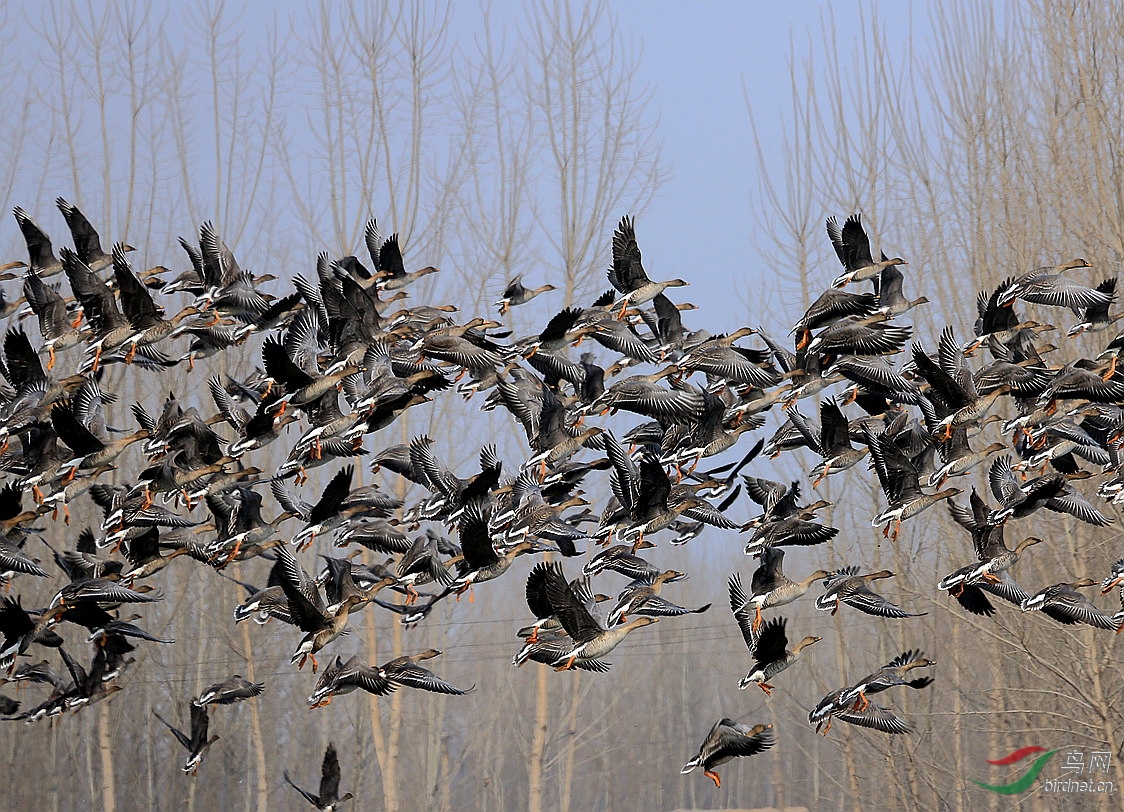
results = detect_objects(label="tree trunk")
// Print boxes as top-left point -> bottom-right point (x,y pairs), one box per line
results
97,703 -> 117,812
527,663 -> 550,812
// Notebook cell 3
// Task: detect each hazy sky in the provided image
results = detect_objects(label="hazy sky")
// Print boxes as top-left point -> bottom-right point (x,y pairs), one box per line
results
588,1 -> 925,316
3,1 -> 926,323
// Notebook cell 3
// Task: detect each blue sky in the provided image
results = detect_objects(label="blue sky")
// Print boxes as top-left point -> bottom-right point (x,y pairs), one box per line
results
3,1 -> 925,325
606,1 -> 923,316
492,0 -> 923,320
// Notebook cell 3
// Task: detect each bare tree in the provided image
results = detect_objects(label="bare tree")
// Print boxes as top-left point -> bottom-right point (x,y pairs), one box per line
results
749,2 -> 1124,809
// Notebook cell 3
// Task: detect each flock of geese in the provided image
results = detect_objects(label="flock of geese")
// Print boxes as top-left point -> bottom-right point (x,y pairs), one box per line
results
0,198 -> 1121,797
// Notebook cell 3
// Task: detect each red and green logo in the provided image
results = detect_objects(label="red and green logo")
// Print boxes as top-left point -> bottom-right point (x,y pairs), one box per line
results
973,746 -> 1059,794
